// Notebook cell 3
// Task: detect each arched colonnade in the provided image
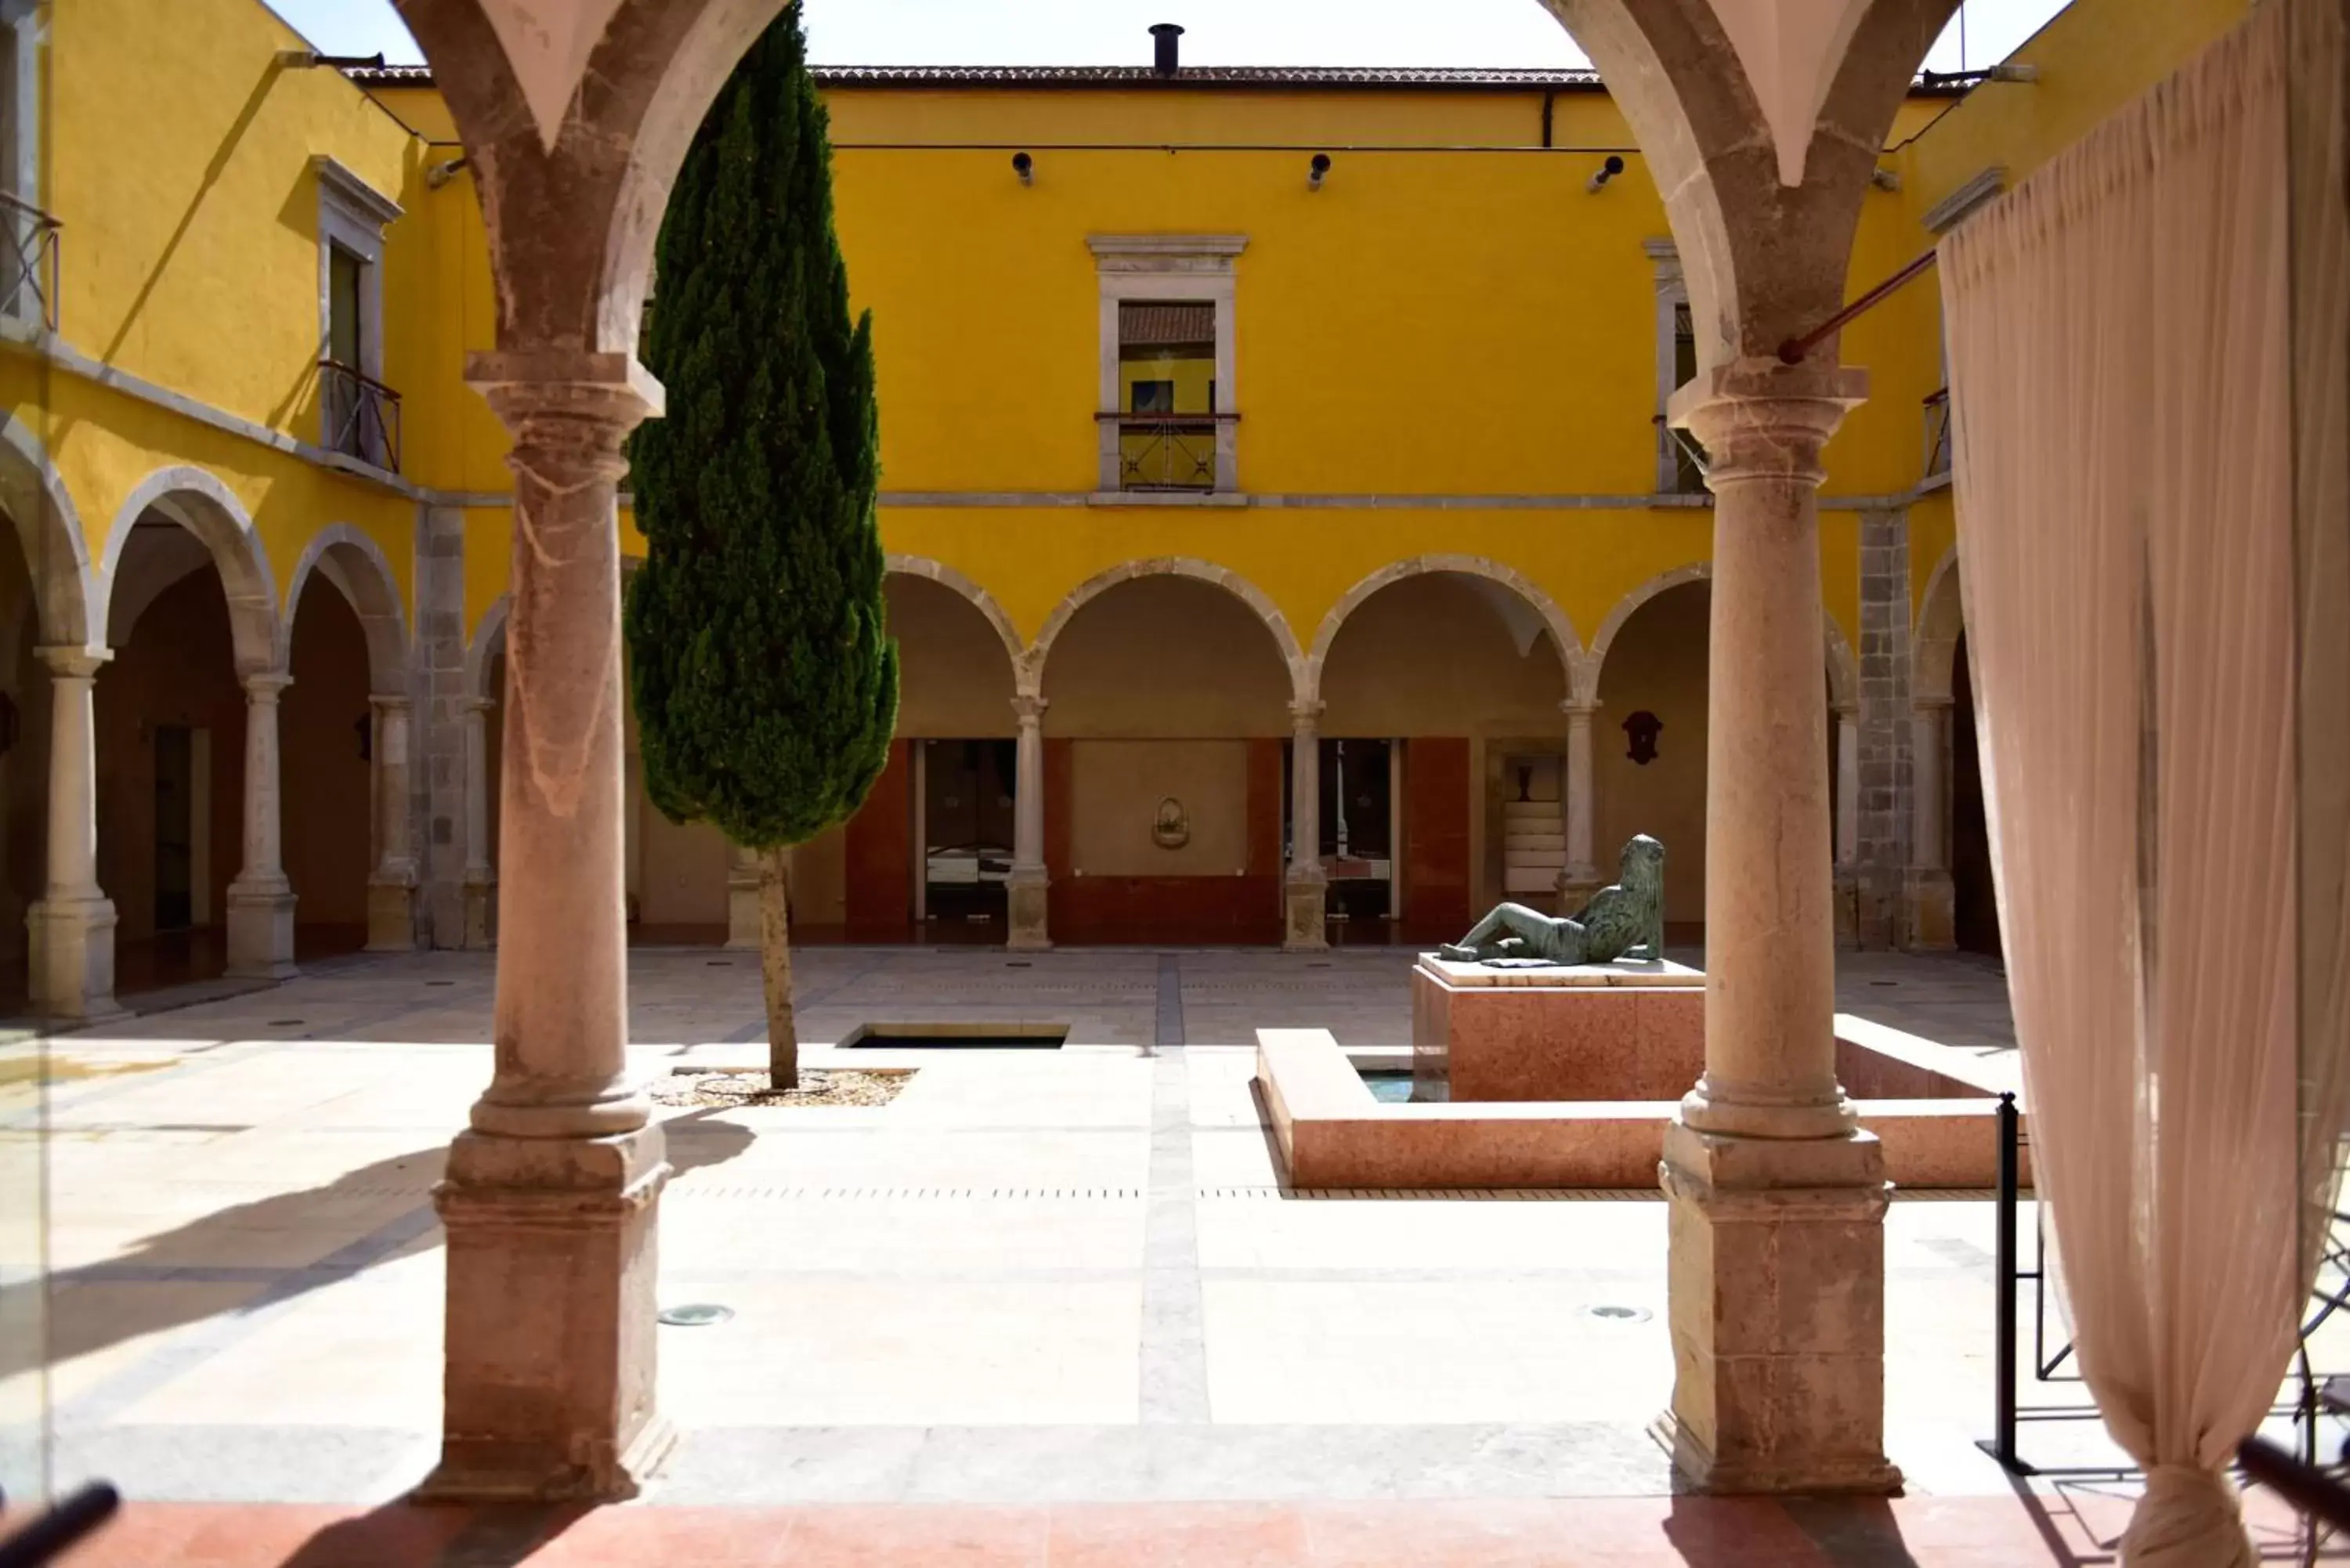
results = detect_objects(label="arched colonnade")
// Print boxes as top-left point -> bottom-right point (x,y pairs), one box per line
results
0,426 -> 419,1020
457,550 -> 1864,954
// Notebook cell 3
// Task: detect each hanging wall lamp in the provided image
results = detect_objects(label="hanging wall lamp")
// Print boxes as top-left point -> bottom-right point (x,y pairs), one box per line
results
1309,153 -> 1332,192
1586,154 -> 1625,193
1012,151 -> 1034,186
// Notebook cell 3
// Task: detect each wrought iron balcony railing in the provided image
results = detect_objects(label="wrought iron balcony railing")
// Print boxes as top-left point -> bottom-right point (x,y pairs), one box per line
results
320,359 -> 402,474
1098,410 -> 1233,493
1923,385 -> 1952,481
0,190 -> 60,332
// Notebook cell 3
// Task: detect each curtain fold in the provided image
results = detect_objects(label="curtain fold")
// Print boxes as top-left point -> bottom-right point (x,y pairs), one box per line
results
1940,2 -> 2348,1560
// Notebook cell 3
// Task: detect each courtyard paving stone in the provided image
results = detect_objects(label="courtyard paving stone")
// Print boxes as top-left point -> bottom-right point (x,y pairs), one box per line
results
5,943 -> 2319,1563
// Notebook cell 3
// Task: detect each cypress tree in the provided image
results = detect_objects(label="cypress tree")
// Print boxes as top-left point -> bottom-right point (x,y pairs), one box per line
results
626,2 -> 897,1089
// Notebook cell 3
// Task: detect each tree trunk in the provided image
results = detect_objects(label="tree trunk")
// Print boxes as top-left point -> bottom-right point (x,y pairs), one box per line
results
759,846 -> 798,1089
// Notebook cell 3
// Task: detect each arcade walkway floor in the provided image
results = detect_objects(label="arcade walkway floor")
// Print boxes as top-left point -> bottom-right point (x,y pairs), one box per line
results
0,947 -> 2318,1564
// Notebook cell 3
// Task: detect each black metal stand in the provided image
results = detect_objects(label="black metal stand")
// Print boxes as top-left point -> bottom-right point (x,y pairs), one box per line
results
0,1483 -> 121,1568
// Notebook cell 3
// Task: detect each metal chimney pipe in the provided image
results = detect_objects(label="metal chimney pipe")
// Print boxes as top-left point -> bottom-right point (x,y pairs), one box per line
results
1150,23 -> 1184,77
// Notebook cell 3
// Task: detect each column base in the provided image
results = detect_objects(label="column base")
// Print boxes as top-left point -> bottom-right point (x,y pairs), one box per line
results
1657,1118 -> 1900,1497
725,870 -> 761,951
1282,873 -> 1328,952
462,875 -> 497,949
366,876 -> 417,952
1556,872 -> 1602,917
1904,867 -> 1955,952
26,895 -> 125,1024
419,1123 -> 673,1504
1007,872 -> 1050,952
225,882 -> 298,978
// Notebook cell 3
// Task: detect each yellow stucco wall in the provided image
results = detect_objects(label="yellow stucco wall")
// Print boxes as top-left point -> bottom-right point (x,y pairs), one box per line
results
0,0 -> 2259,671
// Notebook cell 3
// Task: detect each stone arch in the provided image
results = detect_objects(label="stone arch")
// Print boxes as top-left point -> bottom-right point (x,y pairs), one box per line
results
886,554 -> 1024,670
1586,561 -> 1856,709
99,467 -> 280,673
466,594 -> 509,704
1029,558 -> 1305,700
284,525 -> 410,697
1304,555 -> 1581,706
0,416 -> 94,650
1914,544 -> 1965,706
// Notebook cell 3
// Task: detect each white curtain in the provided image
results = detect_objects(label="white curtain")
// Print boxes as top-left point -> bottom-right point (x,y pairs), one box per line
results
1941,2 -> 2350,1563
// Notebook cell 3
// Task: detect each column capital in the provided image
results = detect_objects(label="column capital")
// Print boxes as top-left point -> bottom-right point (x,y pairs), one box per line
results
1560,696 -> 1600,719
370,693 -> 414,715
1011,692 -> 1049,725
461,695 -> 497,717
467,351 -> 663,422
1288,699 -> 1325,727
240,669 -> 294,700
35,645 -> 110,680
1912,695 -> 1955,714
1667,363 -> 1868,484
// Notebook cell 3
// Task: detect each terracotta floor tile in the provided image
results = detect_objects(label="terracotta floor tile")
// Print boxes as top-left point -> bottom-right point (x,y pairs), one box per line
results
1045,1502 -> 1313,1568
1300,1499 -> 1627,1566
526,1504 -> 790,1567
777,1505 -> 1048,1567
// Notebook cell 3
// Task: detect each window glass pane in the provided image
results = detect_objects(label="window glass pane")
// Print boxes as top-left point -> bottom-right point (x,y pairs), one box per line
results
1117,301 -> 1214,414
328,245 -> 363,367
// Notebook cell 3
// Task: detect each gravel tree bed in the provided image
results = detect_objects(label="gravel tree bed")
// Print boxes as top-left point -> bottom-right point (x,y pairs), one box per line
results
653,1069 -> 911,1109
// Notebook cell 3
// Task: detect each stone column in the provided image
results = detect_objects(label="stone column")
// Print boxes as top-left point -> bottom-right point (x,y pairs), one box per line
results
26,646 -> 121,1021
1905,700 -> 1955,950
1556,697 -> 1601,912
365,696 -> 418,951
420,352 -> 672,1504
461,696 -> 495,948
224,670 -> 297,979
725,842 -> 761,949
1833,706 -> 1860,945
1007,692 -> 1050,951
1284,699 -> 1328,950
1657,363 -> 1898,1495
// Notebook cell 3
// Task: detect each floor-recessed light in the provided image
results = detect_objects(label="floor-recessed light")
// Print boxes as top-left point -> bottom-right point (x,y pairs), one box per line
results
659,1303 -> 734,1327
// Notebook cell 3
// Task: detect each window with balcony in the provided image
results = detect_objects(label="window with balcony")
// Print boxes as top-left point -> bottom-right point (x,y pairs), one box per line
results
1647,239 -> 1708,495
313,157 -> 403,472
1090,234 -> 1244,497
0,0 -> 55,331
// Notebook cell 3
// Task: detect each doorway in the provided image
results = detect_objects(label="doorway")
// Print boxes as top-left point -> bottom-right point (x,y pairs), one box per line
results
920,738 -> 1015,932
154,724 -> 193,932
1289,738 -> 1395,927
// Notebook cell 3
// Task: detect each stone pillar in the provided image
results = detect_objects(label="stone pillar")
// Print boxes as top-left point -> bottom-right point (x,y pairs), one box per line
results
725,842 -> 761,949
420,352 -> 673,1504
418,500 -> 470,948
1853,509 -> 1913,949
366,696 -> 418,951
1832,706 -> 1860,945
225,670 -> 297,979
26,646 -> 121,1021
1657,363 -> 1898,1496
461,697 -> 495,948
1556,697 -> 1601,911
1007,692 -> 1050,952
1284,699 -> 1328,950
1905,700 -> 1955,950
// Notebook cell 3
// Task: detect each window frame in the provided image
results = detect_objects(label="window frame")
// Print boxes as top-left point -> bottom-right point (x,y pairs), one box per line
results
1090,233 -> 1246,496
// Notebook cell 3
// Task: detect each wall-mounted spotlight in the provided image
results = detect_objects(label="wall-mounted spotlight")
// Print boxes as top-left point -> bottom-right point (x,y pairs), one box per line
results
1012,150 -> 1034,186
426,156 -> 472,190
1585,154 -> 1625,194
1871,166 -> 1902,192
1308,153 -> 1332,193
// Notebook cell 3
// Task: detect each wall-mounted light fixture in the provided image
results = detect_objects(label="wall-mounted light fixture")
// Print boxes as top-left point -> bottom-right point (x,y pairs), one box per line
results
1871,166 -> 1902,192
1012,151 -> 1034,186
426,156 -> 472,190
1308,153 -> 1332,193
1586,154 -> 1625,194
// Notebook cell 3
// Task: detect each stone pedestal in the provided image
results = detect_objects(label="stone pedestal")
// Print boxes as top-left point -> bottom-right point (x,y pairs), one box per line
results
1904,867 -> 1954,951
27,895 -> 123,1024
419,1126 -> 674,1501
1283,873 -> 1327,952
462,872 -> 496,948
366,876 -> 418,952
1654,1119 -> 1901,1494
1411,955 -> 1706,1102
1007,870 -> 1051,951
